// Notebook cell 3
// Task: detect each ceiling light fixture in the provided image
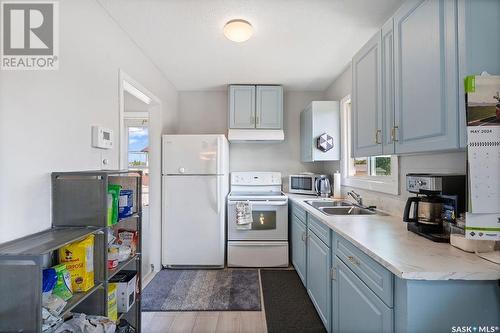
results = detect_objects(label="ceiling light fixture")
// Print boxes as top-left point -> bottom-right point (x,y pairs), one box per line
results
224,19 -> 253,42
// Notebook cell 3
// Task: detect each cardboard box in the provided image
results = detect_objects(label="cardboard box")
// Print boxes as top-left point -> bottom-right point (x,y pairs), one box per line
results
110,270 -> 136,313
465,213 -> 500,241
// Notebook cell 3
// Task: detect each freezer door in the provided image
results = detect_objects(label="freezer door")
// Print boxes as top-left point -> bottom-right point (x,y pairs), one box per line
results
162,175 -> 226,266
162,135 -> 222,175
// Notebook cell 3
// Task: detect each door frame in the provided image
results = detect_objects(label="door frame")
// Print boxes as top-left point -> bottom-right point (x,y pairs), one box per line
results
119,70 -> 162,281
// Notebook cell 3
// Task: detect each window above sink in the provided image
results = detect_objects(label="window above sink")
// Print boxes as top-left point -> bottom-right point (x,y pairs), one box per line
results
339,95 -> 399,195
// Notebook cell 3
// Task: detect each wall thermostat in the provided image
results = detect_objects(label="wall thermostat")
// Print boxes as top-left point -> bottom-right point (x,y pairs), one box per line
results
92,126 -> 113,149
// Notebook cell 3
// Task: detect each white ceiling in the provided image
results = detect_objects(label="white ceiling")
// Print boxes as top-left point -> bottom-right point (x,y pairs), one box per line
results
99,0 -> 402,91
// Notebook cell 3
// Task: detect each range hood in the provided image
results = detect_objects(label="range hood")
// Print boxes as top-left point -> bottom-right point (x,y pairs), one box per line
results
228,129 -> 285,142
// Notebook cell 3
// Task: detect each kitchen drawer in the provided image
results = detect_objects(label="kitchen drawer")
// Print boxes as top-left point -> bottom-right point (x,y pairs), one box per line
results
291,202 -> 307,224
308,214 -> 331,247
228,241 -> 289,267
334,236 -> 393,307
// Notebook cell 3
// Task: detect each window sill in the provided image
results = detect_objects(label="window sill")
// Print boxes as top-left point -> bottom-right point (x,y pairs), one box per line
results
342,175 -> 399,195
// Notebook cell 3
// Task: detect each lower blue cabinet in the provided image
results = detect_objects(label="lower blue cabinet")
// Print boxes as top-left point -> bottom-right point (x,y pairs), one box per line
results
291,214 -> 307,286
307,230 -> 331,331
332,257 -> 393,333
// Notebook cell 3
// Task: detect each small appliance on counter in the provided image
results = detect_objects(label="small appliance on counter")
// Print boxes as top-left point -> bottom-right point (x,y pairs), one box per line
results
315,175 -> 331,197
289,173 -> 332,197
403,173 -> 466,243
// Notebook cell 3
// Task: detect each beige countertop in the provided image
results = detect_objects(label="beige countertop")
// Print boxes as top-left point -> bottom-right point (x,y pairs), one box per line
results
287,193 -> 500,281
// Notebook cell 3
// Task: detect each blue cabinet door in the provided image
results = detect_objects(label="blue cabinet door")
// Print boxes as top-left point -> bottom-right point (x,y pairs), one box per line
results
333,257 -> 393,333
256,86 -> 283,129
381,18 -> 395,155
307,231 -> 331,331
229,85 -> 256,129
352,31 -> 383,157
393,0 -> 459,153
291,215 -> 307,286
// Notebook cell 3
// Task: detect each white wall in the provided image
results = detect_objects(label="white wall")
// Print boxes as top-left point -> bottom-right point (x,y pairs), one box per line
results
177,90 -> 327,189
0,0 -> 178,244
322,66 -> 466,215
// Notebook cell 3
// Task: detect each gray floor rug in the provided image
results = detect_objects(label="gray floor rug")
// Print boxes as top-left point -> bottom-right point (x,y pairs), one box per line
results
142,269 -> 261,311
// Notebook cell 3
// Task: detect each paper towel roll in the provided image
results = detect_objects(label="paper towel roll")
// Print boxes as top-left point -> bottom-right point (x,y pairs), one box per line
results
333,171 -> 341,199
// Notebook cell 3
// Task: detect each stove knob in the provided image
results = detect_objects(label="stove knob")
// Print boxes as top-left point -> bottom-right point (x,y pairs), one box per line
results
179,167 -> 185,173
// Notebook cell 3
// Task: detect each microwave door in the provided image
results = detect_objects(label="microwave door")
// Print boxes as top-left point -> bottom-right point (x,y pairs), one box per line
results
290,176 -> 315,194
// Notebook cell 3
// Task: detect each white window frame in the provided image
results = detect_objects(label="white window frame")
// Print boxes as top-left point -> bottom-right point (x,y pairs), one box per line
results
340,95 -> 399,195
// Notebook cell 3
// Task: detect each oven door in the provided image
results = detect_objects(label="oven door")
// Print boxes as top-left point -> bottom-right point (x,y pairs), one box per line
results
227,200 -> 288,241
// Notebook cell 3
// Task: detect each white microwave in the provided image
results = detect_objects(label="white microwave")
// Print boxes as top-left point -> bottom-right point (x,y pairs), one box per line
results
289,174 -> 322,195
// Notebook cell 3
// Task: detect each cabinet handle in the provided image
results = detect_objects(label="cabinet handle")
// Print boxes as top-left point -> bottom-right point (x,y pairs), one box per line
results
250,115 -> 254,123
301,232 -> 306,242
347,255 -> 360,266
375,129 -> 382,144
256,116 -> 260,125
331,266 -> 337,280
391,126 -> 399,142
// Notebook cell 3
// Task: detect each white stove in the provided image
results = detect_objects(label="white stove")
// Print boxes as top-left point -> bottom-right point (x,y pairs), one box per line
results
227,172 -> 289,268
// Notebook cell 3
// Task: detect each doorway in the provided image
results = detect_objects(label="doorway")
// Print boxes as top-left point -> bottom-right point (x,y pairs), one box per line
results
119,70 -> 162,283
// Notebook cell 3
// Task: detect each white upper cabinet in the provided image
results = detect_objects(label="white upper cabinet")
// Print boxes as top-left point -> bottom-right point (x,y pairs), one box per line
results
301,101 -> 340,162
256,86 -> 283,129
351,32 -> 383,157
229,85 -> 256,129
393,0 -> 459,153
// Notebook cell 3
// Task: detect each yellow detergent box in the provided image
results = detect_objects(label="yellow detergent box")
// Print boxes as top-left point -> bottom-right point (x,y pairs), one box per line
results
59,235 -> 95,292
107,283 -> 118,321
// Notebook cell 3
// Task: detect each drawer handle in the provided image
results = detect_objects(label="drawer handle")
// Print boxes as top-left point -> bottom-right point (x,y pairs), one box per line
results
347,255 -> 360,266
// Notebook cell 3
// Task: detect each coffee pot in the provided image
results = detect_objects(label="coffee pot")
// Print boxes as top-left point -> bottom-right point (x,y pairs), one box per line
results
403,196 -> 444,224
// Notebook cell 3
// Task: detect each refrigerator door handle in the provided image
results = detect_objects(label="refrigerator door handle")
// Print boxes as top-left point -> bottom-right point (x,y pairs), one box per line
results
216,135 -> 222,175
215,136 -> 222,214
216,176 -> 221,214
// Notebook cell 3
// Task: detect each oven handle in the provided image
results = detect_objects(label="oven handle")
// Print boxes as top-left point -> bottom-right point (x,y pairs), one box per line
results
227,200 -> 288,206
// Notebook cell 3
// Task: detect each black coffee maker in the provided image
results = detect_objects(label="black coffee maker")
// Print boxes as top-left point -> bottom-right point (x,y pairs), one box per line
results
403,173 -> 466,243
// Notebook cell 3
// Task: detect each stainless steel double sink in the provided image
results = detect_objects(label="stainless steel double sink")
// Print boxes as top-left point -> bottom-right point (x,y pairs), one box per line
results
305,199 -> 384,216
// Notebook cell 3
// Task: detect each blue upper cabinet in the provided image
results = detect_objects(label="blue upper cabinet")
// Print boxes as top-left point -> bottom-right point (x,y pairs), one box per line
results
393,0 -> 459,153
352,31 -> 383,157
381,18 -> 395,155
229,85 -> 256,129
351,0 -> 500,156
256,86 -> 283,129
457,0 -> 500,148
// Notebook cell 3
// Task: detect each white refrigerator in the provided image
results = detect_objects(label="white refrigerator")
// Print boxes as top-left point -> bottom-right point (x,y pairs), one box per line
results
161,134 -> 229,267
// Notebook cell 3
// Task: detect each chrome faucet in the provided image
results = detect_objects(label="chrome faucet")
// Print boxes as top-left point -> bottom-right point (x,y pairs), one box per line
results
347,190 -> 363,206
